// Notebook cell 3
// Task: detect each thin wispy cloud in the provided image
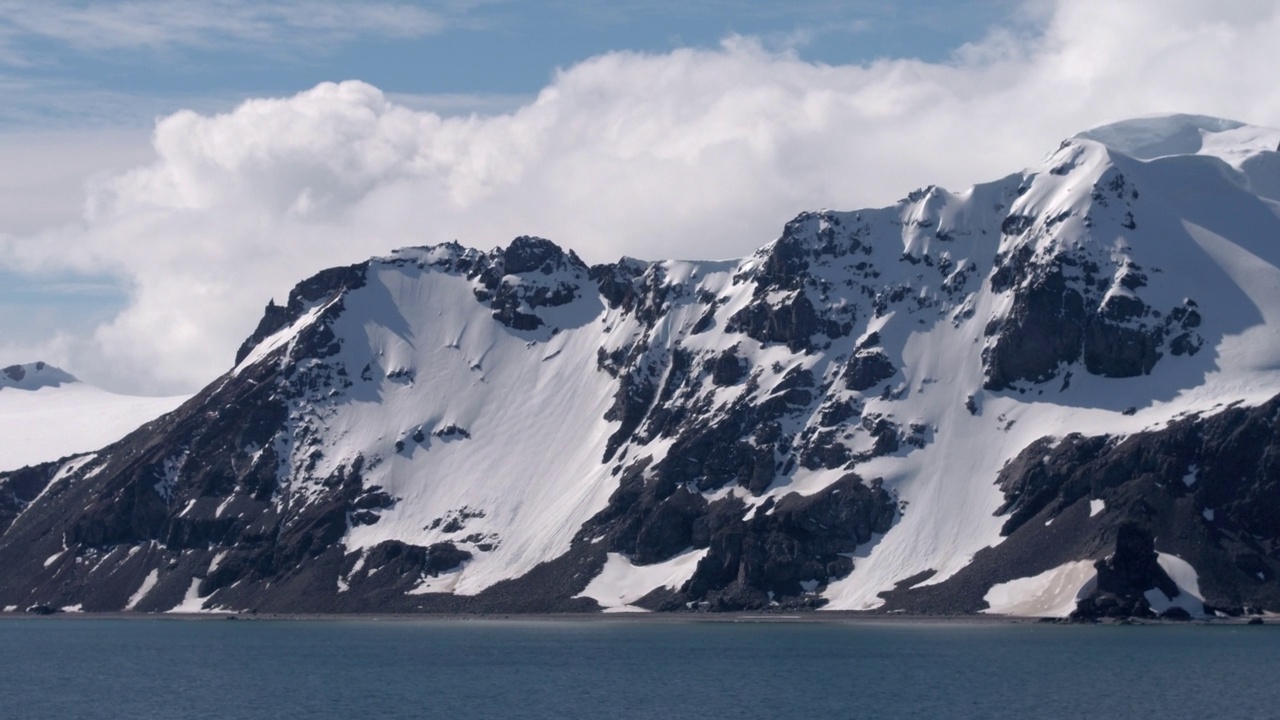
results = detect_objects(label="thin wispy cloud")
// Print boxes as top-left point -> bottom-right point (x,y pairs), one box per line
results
0,278 -> 125,300
0,1 -> 449,60
766,20 -> 872,53
0,76 -> 244,129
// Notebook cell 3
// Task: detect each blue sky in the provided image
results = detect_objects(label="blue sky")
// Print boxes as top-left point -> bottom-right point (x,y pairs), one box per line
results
0,1 -> 1020,127
3,0 -> 1279,394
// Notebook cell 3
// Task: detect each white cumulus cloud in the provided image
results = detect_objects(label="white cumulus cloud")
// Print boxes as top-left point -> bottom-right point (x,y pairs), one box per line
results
5,0 -> 1280,394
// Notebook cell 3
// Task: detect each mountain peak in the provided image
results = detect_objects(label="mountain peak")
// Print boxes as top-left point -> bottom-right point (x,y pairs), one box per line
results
0,362 -> 78,392
1075,114 -> 1280,163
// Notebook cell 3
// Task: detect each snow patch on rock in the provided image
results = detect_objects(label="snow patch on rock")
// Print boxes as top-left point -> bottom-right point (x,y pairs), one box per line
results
1145,553 -> 1205,617
982,560 -> 1098,617
125,569 -> 160,610
577,548 -> 707,611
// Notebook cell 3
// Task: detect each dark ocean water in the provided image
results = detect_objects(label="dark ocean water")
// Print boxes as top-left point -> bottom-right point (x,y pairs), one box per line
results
1,617 -> 1277,719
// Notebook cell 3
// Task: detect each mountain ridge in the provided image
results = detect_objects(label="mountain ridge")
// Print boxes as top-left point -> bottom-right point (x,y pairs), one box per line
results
2,114 -> 1279,618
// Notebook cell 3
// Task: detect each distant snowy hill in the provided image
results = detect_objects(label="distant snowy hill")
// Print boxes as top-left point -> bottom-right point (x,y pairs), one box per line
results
0,362 -> 188,472
2,115 -> 1279,619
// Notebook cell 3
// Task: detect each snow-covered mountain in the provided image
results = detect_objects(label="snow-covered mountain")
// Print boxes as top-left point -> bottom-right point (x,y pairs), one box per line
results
0,362 -> 188,473
2,114 -> 1279,618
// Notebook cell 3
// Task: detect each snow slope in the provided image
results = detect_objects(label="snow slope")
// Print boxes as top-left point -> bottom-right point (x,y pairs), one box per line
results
0,363 -> 188,472
285,258 -> 622,595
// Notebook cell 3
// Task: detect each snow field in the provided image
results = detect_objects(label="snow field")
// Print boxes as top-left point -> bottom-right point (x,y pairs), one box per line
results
0,382 -> 187,472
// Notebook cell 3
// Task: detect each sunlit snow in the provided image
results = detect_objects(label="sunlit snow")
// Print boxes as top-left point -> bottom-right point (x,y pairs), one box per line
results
0,365 -> 187,472
1144,553 -> 1206,617
982,561 -> 1098,617
166,578 -> 213,613
125,569 -> 160,610
576,549 -> 708,611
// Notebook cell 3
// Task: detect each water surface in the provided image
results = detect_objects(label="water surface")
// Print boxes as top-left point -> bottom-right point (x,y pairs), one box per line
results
1,618 -> 1276,719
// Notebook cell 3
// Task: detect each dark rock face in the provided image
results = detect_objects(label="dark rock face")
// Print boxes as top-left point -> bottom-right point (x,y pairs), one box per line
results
599,351 -> 659,463
502,236 -> 572,274
757,232 -> 811,291
710,347 -> 747,387
236,263 -> 369,364
355,541 -> 471,585
725,293 -> 846,353
844,349 -> 896,392
590,259 -> 673,326
470,236 -> 592,331
994,434 -> 1113,536
996,395 -> 1280,547
633,493 -> 706,566
1071,523 -> 1176,620
982,251 -> 1179,390
577,469 -> 895,610
0,463 -> 58,535
1081,317 -> 1162,378
676,475 -> 896,610
723,224 -> 856,353
593,321 -> 909,501
983,264 -> 1086,389
982,171 -> 1205,391
686,474 -> 896,607
983,256 -> 1195,390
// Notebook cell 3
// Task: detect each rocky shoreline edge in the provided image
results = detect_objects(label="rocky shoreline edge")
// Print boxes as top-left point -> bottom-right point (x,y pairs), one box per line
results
0,609 -> 1272,626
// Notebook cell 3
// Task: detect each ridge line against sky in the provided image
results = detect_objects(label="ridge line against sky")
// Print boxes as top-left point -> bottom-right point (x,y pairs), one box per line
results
2,0 -> 1280,395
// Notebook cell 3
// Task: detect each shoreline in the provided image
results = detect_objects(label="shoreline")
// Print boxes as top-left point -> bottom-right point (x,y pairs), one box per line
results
0,609 -> 1270,626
